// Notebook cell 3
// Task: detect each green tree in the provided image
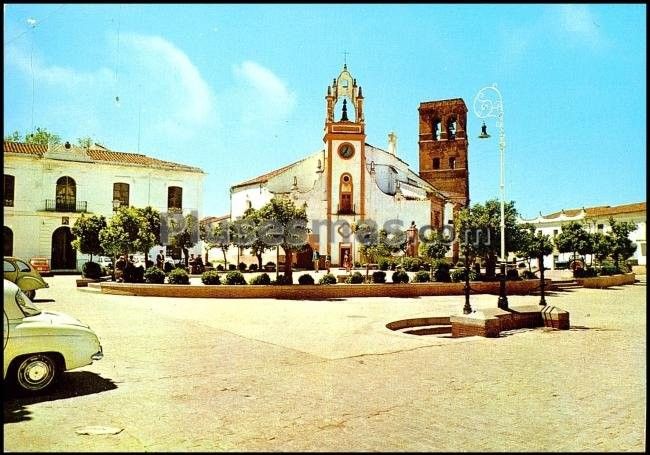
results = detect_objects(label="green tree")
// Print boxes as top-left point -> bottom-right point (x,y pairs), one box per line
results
77,136 -> 93,148
138,206 -> 161,263
606,217 -> 637,272
4,131 -> 22,142
239,207 -> 272,270
210,219 -> 233,270
169,213 -> 198,267
25,127 -> 61,146
455,199 -> 526,278
258,197 -> 309,281
100,206 -> 154,262
554,221 -> 592,269
590,232 -> 612,267
418,229 -> 451,271
71,214 -> 107,262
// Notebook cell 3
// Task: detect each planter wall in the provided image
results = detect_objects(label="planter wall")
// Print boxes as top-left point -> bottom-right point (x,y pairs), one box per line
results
575,272 -> 636,289
100,278 -> 550,299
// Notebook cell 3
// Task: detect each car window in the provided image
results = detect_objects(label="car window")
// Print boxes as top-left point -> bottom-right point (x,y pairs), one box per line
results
15,290 -> 41,317
16,260 -> 32,272
3,260 -> 16,273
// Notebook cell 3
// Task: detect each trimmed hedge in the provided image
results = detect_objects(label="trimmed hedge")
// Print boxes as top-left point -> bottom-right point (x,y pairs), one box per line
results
345,271 -> 365,284
201,270 -> 221,285
250,273 -> 271,285
451,268 -> 478,283
168,268 -> 190,285
298,274 -> 315,285
319,273 -> 337,285
144,266 -> 166,284
272,274 -> 292,285
372,271 -> 386,283
391,270 -> 409,284
225,271 -> 246,285
82,261 -> 102,279
412,270 -> 431,283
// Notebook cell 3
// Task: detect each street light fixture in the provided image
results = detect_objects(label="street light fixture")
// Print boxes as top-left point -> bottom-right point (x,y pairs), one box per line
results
473,84 -> 508,309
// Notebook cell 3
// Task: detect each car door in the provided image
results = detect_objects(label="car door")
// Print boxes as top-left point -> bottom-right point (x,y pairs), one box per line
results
3,260 -> 18,283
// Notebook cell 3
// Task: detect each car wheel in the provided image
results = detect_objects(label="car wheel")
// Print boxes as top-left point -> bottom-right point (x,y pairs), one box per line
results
15,354 -> 59,393
24,290 -> 36,300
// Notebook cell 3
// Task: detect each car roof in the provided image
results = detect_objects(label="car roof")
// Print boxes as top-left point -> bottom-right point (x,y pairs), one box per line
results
4,279 -> 19,295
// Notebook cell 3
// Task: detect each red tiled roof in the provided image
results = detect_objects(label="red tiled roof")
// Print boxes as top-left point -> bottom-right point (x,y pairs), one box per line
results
4,141 -> 203,173
542,202 -> 646,220
3,141 -> 46,156
231,159 -> 303,189
201,214 -> 230,224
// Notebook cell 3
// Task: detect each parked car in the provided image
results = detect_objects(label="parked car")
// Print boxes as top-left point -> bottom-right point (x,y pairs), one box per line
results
29,256 -> 52,277
96,256 -> 114,270
3,256 -> 49,300
3,279 -> 103,394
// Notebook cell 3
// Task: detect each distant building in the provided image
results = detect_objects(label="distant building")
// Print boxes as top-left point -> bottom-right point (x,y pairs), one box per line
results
213,64 -> 469,268
518,202 -> 646,269
3,140 -> 205,271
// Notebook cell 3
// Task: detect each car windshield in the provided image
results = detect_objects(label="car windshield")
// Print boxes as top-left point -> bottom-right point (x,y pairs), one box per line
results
15,290 -> 41,317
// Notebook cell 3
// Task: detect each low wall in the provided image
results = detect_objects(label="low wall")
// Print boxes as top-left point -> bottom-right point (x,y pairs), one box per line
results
575,273 -> 636,289
99,279 -> 550,299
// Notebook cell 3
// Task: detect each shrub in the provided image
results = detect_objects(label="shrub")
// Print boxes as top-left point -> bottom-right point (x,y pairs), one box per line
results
201,270 -> 221,285
265,261 -> 276,272
145,259 -> 154,269
82,261 -> 102,279
521,270 -> 537,280
144,266 -> 166,284
168,268 -> 190,285
272,274 -> 292,285
228,264 -> 237,271
225,271 -> 246,285
354,261 -> 361,268
124,264 -> 145,283
372,271 -> 386,283
216,264 -> 224,271
421,262 -> 431,271
598,266 -> 617,276
319,273 -> 337,285
506,268 -> 520,281
456,261 -> 465,268
163,262 -> 174,274
432,260 -> 451,282
248,263 -> 258,272
298,274 -> 315,285
451,268 -> 478,283
346,271 -> 365,284
391,270 -> 409,284
250,273 -> 271,285
401,257 -> 421,272
412,270 -> 431,283
378,258 -> 389,271
238,262 -> 247,272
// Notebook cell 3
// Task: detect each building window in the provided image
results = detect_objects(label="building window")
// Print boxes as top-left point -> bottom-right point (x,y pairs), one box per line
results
553,229 -> 559,237
339,174 -> 353,214
56,176 -> 76,212
168,186 -> 183,212
113,182 -> 130,209
597,223 -> 604,231
447,117 -> 456,140
4,174 -> 14,207
449,157 -> 456,169
432,119 -> 441,141
432,158 -> 440,170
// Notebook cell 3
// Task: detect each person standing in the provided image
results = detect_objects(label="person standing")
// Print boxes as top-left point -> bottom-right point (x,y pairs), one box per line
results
325,255 -> 331,273
156,250 -> 165,270
343,252 -> 351,274
312,250 -> 320,272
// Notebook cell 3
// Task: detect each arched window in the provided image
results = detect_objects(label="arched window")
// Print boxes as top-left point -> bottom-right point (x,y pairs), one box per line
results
4,174 -> 15,207
56,176 -> 76,212
432,158 -> 440,170
432,119 -> 441,141
339,174 -> 353,214
168,186 -> 183,212
113,182 -> 130,209
3,226 -> 13,256
447,117 -> 457,140
449,157 -> 456,169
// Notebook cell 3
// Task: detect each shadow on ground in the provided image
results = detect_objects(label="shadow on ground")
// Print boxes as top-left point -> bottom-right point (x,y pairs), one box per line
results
3,371 -> 117,424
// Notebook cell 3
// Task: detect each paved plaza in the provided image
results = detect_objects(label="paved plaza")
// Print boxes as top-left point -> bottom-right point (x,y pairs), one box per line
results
3,275 -> 646,451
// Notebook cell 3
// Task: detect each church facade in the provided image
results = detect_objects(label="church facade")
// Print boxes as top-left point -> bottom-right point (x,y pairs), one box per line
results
225,65 -> 469,267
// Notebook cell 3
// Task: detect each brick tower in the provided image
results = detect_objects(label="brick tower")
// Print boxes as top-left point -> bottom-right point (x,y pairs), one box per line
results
418,98 -> 469,208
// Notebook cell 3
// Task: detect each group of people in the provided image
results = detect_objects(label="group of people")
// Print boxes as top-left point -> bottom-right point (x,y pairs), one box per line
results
114,255 -> 141,282
155,250 -> 204,274
312,251 -> 352,273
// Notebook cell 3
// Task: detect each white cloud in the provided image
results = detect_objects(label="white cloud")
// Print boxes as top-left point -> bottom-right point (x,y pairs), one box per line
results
232,60 -> 296,124
558,4 -> 603,47
122,33 -> 216,128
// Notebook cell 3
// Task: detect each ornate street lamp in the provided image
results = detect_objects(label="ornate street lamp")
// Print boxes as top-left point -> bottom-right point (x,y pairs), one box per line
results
474,84 -> 508,309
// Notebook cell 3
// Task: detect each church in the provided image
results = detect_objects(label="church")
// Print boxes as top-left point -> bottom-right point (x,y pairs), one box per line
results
224,64 -> 469,268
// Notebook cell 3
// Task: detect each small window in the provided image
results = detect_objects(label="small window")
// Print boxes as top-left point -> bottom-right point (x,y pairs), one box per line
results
597,224 -> 604,231
168,186 -> 183,212
432,119 -> 441,141
4,174 -> 15,207
449,157 -> 456,169
447,118 -> 457,140
113,182 -> 130,209
432,158 -> 440,170
553,229 -> 559,237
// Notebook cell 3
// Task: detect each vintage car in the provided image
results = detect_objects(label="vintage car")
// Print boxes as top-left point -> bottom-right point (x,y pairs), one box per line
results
4,256 -> 50,300
3,280 -> 103,394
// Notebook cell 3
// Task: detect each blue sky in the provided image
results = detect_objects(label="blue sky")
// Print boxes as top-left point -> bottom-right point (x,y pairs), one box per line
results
4,4 -> 646,219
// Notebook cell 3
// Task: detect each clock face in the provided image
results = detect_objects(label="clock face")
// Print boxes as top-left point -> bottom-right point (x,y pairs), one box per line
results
338,143 -> 355,159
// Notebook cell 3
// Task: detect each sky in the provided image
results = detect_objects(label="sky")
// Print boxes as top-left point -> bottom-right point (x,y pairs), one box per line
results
4,4 -> 647,220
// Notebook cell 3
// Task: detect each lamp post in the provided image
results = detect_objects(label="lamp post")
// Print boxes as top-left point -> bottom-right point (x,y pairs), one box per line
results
463,207 -> 472,314
474,84 -> 508,309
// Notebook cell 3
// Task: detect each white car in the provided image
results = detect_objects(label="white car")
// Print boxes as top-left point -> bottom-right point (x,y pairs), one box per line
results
3,280 -> 103,394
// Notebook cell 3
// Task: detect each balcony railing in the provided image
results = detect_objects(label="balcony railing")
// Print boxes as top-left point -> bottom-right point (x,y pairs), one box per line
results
44,199 -> 87,213
336,203 -> 356,215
